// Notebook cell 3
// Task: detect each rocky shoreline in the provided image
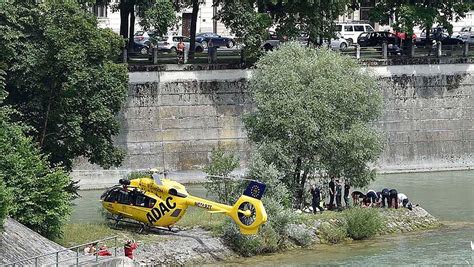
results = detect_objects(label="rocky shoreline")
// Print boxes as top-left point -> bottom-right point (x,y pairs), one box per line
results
131,206 -> 440,265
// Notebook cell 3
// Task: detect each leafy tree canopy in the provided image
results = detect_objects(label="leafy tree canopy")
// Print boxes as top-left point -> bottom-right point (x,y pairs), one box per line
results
0,65 -> 73,238
137,0 -> 177,36
370,0 -> 470,35
0,1 -> 129,170
244,43 -> 383,207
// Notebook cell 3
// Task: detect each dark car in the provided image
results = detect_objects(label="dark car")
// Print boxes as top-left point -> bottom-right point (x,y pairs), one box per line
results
195,32 -> 235,49
357,31 -> 400,47
415,33 -> 464,46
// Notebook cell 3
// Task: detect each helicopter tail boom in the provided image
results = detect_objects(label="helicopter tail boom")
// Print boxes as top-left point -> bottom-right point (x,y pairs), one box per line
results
186,181 -> 267,235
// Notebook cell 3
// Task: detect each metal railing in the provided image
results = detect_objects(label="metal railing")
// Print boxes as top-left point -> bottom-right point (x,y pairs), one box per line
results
5,236 -> 118,267
339,41 -> 473,60
123,41 -> 474,66
123,46 -> 245,65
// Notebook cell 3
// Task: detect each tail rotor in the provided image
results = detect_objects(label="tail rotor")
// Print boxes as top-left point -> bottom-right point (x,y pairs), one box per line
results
231,181 -> 267,235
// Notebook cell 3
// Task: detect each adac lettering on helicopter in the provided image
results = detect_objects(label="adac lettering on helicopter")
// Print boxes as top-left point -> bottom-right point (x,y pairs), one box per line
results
195,202 -> 212,210
146,196 -> 176,223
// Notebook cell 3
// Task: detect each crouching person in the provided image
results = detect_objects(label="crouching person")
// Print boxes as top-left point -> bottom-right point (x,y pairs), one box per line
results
388,189 -> 398,209
398,192 -> 413,210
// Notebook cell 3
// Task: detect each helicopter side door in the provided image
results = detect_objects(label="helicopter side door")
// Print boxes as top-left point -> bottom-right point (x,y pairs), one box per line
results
125,190 -> 157,224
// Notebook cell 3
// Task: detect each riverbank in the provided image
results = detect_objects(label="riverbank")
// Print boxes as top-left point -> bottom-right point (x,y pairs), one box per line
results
65,206 -> 438,265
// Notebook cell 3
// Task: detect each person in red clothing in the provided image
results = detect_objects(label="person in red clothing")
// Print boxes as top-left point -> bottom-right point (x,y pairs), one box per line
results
97,244 -> 112,256
124,240 -> 138,259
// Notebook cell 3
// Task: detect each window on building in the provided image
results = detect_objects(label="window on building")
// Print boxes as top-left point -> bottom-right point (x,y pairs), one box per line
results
91,5 -> 107,18
360,9 -> 371,21
360,0 -> 375,8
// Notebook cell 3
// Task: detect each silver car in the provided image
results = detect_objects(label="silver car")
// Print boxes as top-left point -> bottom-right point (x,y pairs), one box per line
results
324,34 -> 349,50
156,35 -> 204,53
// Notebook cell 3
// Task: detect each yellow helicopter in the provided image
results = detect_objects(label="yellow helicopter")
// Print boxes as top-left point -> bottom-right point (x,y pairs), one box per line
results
100,171 -> 267,235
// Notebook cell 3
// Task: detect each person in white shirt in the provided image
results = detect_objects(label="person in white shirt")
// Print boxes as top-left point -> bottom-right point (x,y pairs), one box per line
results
397,193 -> 412,210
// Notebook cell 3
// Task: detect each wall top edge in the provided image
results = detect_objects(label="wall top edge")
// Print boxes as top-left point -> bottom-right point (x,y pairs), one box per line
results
129,63 -> 474,83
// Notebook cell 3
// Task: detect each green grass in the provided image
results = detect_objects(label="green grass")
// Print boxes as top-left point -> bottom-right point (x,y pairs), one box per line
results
56,222 -> 167,248
175,207 -> 226,234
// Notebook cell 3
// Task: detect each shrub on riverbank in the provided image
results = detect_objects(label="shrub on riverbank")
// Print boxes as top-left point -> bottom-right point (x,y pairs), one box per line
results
345,207 -> 383,240
318,221 -> 347,244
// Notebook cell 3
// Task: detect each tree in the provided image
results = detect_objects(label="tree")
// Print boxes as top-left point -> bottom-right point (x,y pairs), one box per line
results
137,0 -> 176,36
217,1 -> 272,61
244,43 -> 383,207
0,64 -> 73,238
218,0 -> 354,49
203,148 -> 241,205
0,1 -> 129,170
0,69 -> 9,230
370,0 -> 469,36
105,0 -> 176,48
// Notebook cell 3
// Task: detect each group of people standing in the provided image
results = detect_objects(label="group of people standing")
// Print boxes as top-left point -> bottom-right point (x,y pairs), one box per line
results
310,177 -> 350,213
309,177 -> 414,214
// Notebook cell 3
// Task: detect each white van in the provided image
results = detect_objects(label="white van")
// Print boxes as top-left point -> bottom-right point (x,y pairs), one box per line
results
335,23 -> 375,45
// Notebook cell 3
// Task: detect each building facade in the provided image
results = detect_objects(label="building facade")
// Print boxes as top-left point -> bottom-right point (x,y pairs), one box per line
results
92,0 -> 231,37
91,2 -> 474,37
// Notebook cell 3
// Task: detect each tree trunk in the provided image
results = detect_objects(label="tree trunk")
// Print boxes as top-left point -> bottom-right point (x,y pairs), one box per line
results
129,5 -> 136,50
293,157 -> 302,208
40,87 -> 54,147
189,0 -> 199,59
119,3 -> 129,40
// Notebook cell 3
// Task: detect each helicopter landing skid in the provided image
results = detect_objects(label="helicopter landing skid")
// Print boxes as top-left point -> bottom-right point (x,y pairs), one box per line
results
106,216 -> 181,234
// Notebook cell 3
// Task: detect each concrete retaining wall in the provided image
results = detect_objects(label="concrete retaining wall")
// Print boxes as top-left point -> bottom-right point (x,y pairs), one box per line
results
73,64 -> 473,188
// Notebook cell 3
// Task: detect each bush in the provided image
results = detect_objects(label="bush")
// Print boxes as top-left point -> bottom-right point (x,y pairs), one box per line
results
318,222 -> 347,244
222,197 -> 294,256
203,148 -> 241,205
222,220 -> 279,256
0,178 -> 10,229
345,207 -> 383,240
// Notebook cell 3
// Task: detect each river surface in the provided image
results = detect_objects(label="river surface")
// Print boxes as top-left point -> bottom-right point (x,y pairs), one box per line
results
71,170 -> 474,265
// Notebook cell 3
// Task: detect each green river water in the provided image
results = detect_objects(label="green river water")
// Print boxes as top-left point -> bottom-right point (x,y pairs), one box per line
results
71,170 -> 474,265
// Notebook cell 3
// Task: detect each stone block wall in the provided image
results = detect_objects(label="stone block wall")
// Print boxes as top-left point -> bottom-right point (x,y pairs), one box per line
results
73,65 -> 473,188
373,64 -> 473,172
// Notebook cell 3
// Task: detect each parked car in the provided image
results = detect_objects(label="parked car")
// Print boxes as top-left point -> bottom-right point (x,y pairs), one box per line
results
461,32 -> 474,44
261,31 -> 281,51
415,33 -> 464,46
156,35 -> 204,53
454,26 -> 474,38
357,31 -> 400,47
325,33 -> 349,50
195,32 -> 235,49
262,31 -> 348,51
358,31 -> 402,55
133,31 -> 159,46
335,23 -> 375,45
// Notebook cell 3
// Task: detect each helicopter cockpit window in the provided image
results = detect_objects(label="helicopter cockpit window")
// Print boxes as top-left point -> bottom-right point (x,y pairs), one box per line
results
104,189 -> 120,202
147,198 -> 156,208
117,190 -> 129,204
134,194 -> 146,207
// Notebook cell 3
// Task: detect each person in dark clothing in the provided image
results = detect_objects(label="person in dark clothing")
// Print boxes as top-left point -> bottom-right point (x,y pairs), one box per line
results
380,188 -> 390,208
310,185 -> 323,214
351,191 -> 365,206
343,181 -> 350,208
328,177 -> 335,210
388,189 -> 398,209
335,180 -> 343,210
365,190 -> 378,207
